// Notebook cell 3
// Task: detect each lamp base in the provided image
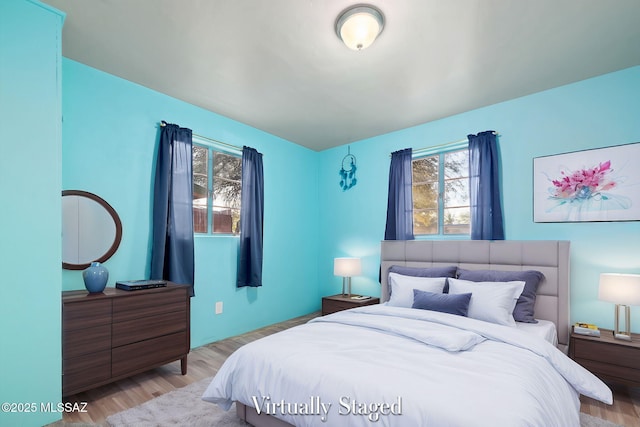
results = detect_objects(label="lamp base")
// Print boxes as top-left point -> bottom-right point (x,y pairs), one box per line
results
342,277 -> 352,297
613,333 -> 632,341
613,304 -> 632,341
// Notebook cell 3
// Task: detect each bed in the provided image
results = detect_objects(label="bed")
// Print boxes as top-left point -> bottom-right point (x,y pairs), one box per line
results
203,240 -> 612,427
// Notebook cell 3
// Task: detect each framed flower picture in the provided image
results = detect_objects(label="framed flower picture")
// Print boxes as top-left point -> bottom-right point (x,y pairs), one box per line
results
533,142 -> 640,222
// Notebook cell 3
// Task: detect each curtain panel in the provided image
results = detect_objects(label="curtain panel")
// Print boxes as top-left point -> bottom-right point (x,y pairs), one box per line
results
384,148 -> 414,241
151,122 -> 195,296
468,131 -> 504,240
237,146 -> 264,288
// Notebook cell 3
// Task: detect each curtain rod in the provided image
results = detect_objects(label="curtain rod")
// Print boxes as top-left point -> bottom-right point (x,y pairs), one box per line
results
160,121 -> 242,152
392,131 -> 500,158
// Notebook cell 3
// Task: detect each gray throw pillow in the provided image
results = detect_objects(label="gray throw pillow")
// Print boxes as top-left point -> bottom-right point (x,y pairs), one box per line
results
456,269 -> 545,323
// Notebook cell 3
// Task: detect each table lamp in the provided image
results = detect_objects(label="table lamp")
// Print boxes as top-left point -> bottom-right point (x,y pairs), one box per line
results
598,273 -> 640,340
334,257 -> 362,297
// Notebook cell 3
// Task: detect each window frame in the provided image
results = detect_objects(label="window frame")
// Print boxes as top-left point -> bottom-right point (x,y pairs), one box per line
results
412,142 -> 470,237
192,136 -> 242,236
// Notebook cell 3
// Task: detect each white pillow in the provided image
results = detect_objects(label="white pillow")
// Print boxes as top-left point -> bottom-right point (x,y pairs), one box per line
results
448,278 -> 525,326
387,273 -> 447,308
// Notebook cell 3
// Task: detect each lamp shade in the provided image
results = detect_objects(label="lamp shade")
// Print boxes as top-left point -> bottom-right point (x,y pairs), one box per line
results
334,257 -> 362,277
598,273 -> 640,306
335,5 -> 384,51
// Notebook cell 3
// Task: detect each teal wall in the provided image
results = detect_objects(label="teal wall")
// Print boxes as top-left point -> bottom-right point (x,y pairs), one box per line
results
61,59 -> 320,348
2,4 -> 639,424
318,66 -> 640,332
0,1 -> 65,426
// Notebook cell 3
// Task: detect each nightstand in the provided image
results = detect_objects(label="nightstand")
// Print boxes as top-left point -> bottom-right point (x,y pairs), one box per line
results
569,327 -> 640,386
321,294 -> 380,315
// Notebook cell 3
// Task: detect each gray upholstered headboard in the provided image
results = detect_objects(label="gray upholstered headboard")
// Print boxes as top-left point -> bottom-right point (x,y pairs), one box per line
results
380,240 -> 571,348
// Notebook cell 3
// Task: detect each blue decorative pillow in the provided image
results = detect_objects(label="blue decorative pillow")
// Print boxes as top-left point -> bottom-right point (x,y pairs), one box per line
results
388,265 -> 458,292
412,289 -> 472,317
456,269 -> 545,323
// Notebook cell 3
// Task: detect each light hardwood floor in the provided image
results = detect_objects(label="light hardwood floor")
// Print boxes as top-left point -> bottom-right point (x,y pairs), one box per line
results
61,312 -> 640,426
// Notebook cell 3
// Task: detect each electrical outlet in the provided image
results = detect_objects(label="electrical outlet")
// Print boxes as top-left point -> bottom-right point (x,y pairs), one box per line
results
215,301 -> 223,314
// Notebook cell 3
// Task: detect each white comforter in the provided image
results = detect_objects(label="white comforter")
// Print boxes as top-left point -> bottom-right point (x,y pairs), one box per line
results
202,305 -> 612,427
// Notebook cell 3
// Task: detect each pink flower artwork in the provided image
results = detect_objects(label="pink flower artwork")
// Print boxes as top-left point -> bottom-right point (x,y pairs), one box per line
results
534,143 -> 639,222
549,160 -> 617,201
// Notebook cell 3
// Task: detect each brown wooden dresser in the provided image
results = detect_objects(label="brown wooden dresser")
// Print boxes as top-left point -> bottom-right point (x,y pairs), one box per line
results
62,283 -> 190,396
321,294 -> 380,315
569,327 -> 640,386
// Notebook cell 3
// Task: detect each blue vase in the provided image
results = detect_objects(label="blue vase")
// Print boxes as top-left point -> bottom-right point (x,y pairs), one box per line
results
83,262 -> 109,293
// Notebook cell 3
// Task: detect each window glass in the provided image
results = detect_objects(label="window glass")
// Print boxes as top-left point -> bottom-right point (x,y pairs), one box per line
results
412,148 -> 470,236
192,143 -> 241,234
213,152 -> 241,234
412,156 -> 439,234
192,145 -> 209,234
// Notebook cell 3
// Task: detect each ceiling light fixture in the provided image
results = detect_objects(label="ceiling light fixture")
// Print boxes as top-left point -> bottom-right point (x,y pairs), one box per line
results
335,5 -> 384,51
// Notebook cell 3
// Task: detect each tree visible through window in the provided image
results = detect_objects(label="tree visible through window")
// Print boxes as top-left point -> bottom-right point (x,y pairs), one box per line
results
412,149 -> 470,235
192,143 -> 241,234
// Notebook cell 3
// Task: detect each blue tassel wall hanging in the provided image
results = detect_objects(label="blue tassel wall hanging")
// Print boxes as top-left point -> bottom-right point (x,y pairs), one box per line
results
339,146 -> 357,191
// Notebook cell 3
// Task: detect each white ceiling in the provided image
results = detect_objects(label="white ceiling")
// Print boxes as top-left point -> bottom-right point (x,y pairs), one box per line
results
43,0 -> 640,151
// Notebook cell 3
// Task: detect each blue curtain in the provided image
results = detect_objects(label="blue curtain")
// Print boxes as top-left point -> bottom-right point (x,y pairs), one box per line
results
384,148 -> 414,240
151,122 -> 195,296
237,146 -> 264,288
468,131 -> 504,240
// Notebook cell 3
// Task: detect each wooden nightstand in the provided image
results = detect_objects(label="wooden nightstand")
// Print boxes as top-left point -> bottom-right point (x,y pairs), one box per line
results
321,294 -> 380,315
569,327 -> 640,386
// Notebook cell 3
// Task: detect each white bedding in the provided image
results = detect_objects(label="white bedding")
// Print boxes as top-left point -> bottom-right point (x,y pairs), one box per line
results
203,305 -> 611,427
516,319 -> 558,345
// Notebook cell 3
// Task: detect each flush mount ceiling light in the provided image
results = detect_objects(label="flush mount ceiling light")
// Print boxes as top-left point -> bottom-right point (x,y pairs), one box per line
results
335,5 -> 384,51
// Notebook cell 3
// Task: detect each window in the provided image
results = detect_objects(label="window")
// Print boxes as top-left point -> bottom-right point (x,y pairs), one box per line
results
412,148 -> 470,235
192,142 -> 241,234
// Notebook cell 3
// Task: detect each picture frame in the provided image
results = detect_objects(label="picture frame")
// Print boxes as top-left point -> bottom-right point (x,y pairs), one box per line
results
533,142 -> 640,223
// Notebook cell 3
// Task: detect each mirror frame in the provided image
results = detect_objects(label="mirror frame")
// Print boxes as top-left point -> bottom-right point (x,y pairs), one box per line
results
62,190 -> 123,270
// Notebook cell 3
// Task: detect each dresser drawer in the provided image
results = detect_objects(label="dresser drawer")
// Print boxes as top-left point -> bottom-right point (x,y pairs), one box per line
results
112,310 -> 187,347
112,289 -> 187,322
63,323 -> 111,359
574,358 -> 640,384
63,350 -> 111,395
573,339 -> 638,370
322,299 -> 355,314
112,331 -> 188,377
63,299 -> 111,330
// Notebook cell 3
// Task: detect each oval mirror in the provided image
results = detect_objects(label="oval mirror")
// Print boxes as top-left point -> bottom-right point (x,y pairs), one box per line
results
62,190 -> 123,270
